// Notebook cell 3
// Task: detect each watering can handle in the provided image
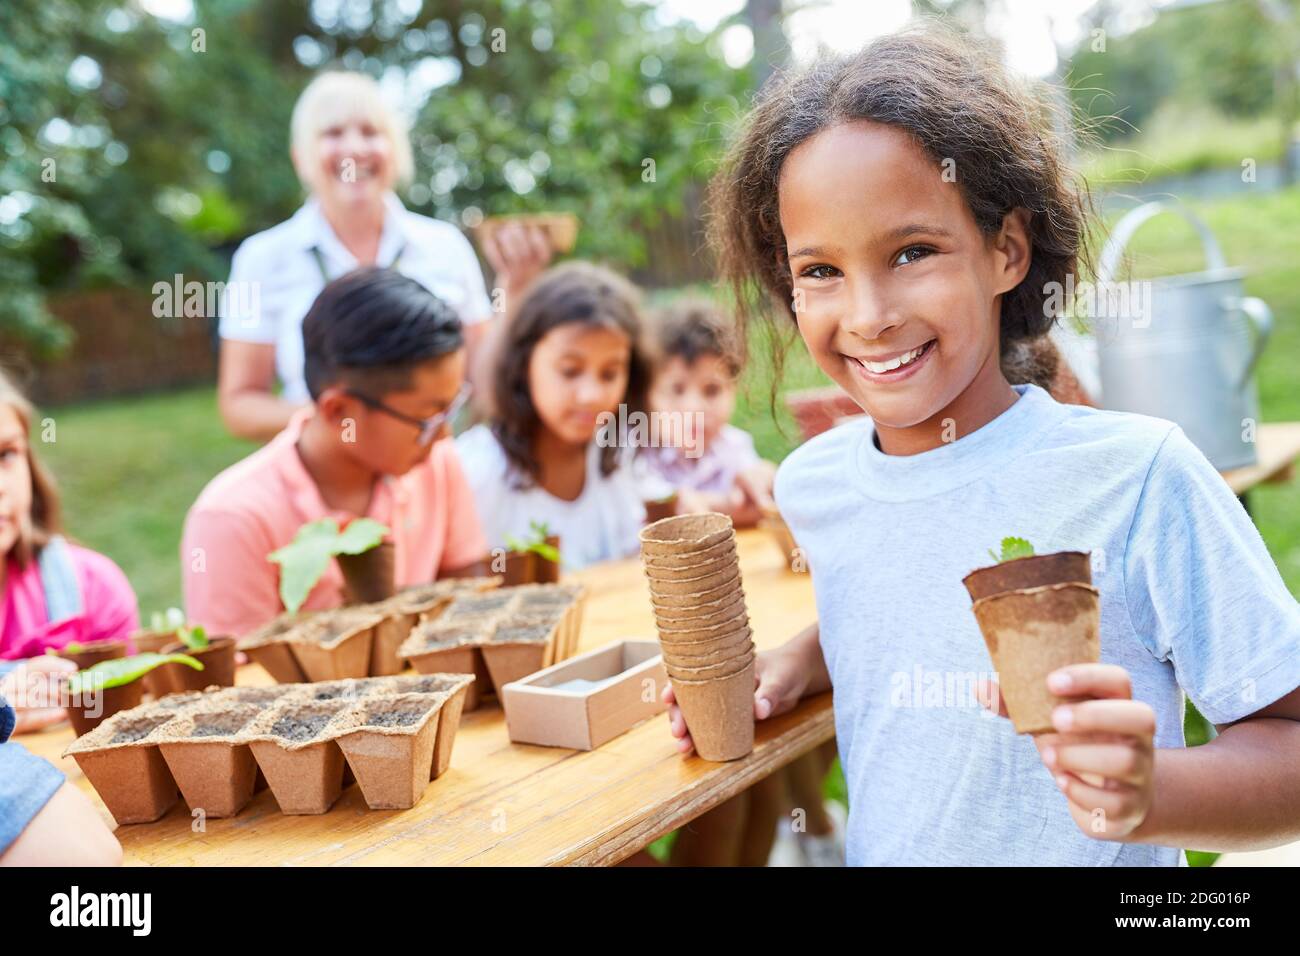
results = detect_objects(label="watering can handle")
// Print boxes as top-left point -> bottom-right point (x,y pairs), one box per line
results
1233,297 -> 1273,389
1096,201 -> 1228,288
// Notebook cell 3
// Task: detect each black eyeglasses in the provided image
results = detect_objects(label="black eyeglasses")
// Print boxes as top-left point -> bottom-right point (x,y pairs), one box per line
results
345,382 -> 472,444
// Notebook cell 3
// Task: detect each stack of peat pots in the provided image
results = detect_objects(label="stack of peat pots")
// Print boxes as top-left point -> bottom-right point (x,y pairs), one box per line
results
639,513 -> 754,761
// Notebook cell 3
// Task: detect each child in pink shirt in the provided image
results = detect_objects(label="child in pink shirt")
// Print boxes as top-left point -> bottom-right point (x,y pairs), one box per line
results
183,268 -> 489,638
0,372 -> 139,662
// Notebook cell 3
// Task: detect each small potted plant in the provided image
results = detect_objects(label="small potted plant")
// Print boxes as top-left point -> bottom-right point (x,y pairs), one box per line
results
270,517 -> 393,610
962,537 -> 1099,734
67,652 -> 203,737
158,623 -> 238,693
502,521 -> 561,585
643,491 -> 679,525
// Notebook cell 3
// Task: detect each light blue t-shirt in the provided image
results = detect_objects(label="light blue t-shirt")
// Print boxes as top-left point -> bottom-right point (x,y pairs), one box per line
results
775,383 -> 1300,866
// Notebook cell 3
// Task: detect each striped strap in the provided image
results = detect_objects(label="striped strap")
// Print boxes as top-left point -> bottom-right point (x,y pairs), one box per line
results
38,535 -> 84,623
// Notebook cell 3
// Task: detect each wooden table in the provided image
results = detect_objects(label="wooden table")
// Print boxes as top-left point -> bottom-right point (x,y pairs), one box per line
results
21,424 -> 1299,865
21,529 -> 829,866
1222,422 -> 1300,496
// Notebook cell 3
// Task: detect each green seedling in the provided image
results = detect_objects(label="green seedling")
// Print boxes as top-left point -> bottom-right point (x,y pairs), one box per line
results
269,517 -> 390,614
176,624 -> 209,651
68,653 -> 203,696
506,520 -> 560,564
988,536 -> 1035,564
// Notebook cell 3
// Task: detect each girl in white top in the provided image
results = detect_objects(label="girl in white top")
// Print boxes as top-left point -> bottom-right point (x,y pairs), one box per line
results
217,71 -> 551,441
456,263 -> 670,571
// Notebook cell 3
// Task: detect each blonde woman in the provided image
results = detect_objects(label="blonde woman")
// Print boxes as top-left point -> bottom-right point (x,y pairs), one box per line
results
218,71 -> 551,440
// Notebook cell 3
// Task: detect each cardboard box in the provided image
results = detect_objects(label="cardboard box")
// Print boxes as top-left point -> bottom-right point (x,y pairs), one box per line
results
501,640 -> 667,751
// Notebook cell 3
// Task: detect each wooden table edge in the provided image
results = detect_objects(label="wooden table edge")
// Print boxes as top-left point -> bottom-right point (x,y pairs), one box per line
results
557,695 -> 836,866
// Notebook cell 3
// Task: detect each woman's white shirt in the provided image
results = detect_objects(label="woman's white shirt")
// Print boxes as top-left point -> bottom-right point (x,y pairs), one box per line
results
455,424 -> 665,572
219,192 -> 493,403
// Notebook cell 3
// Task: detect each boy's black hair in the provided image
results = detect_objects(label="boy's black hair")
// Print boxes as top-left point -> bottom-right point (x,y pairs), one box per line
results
302,267 -> 464,399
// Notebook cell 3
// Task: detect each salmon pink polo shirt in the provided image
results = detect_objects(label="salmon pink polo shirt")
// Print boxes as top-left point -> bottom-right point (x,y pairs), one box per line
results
181,408 -> 488,639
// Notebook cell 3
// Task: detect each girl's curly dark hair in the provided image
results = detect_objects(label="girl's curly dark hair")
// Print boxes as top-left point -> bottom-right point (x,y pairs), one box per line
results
491,261 -> 652,489
707,20 -> 1095,394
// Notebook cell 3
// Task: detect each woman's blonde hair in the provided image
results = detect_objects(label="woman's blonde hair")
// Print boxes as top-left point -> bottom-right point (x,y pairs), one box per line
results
0,368 -> 64,567
289,71 -> 415,191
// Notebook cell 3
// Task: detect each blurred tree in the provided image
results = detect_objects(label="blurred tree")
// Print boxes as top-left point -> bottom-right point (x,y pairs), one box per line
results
1067,0 -> 1279,142
404,0 -> 749,272
746,0 -> 786,88
0,0 -> 749,352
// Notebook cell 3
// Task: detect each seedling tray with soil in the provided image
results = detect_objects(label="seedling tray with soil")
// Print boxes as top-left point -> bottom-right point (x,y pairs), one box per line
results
64,674 -> 475,824
155,704 -> 263,818
64,710 -> 186,824
366,578 -> 501,676
286,607 -> 386,682
239,611 -> 319,683
398,583 -> 586,709
237,578 -> 501,682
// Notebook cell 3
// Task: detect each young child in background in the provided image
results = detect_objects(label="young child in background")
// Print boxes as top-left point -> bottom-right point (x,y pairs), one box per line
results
456,262 -> 665,571
644,299 -> 843,865
0,370 -> 139,665
183,268 -> 489,638
666,24 -> 1300,865
642,299 -> 776,527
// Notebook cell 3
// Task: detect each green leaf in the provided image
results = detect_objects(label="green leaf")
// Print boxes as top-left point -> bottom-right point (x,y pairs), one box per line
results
68,653 -> 203,695
269,518 -> 391,613
532,541 -> 561,564
335,518 -> 390,555
504,521 -> 560,563
177,625 -> 208,650
997,537 -> 1036,563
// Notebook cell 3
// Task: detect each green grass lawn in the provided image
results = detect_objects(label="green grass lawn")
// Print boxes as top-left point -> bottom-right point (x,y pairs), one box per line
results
37,183 -> 1300,868
39,388 -> 256,618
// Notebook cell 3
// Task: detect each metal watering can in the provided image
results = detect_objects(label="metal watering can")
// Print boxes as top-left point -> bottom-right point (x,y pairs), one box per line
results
1085,201 -> 1272,470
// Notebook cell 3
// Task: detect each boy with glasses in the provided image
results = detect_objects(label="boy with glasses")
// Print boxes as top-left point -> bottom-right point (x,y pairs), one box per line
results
182,268 -> 489,638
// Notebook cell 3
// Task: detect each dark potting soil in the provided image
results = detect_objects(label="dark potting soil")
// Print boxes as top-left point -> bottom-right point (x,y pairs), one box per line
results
405,676 -> 454,694
364,708 -> 426,728
517,607 -> 565,628
313,684 -> 364,701
518,590 -> 573,608
109,715 -> 175,745
190,712 -> 254,737
270,713 -> 333,741
492,624 -> 551,643
155,692 -> 204,710
228,686 -> 288,706
448,593 -> 514,615
421,625 -> 481,649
